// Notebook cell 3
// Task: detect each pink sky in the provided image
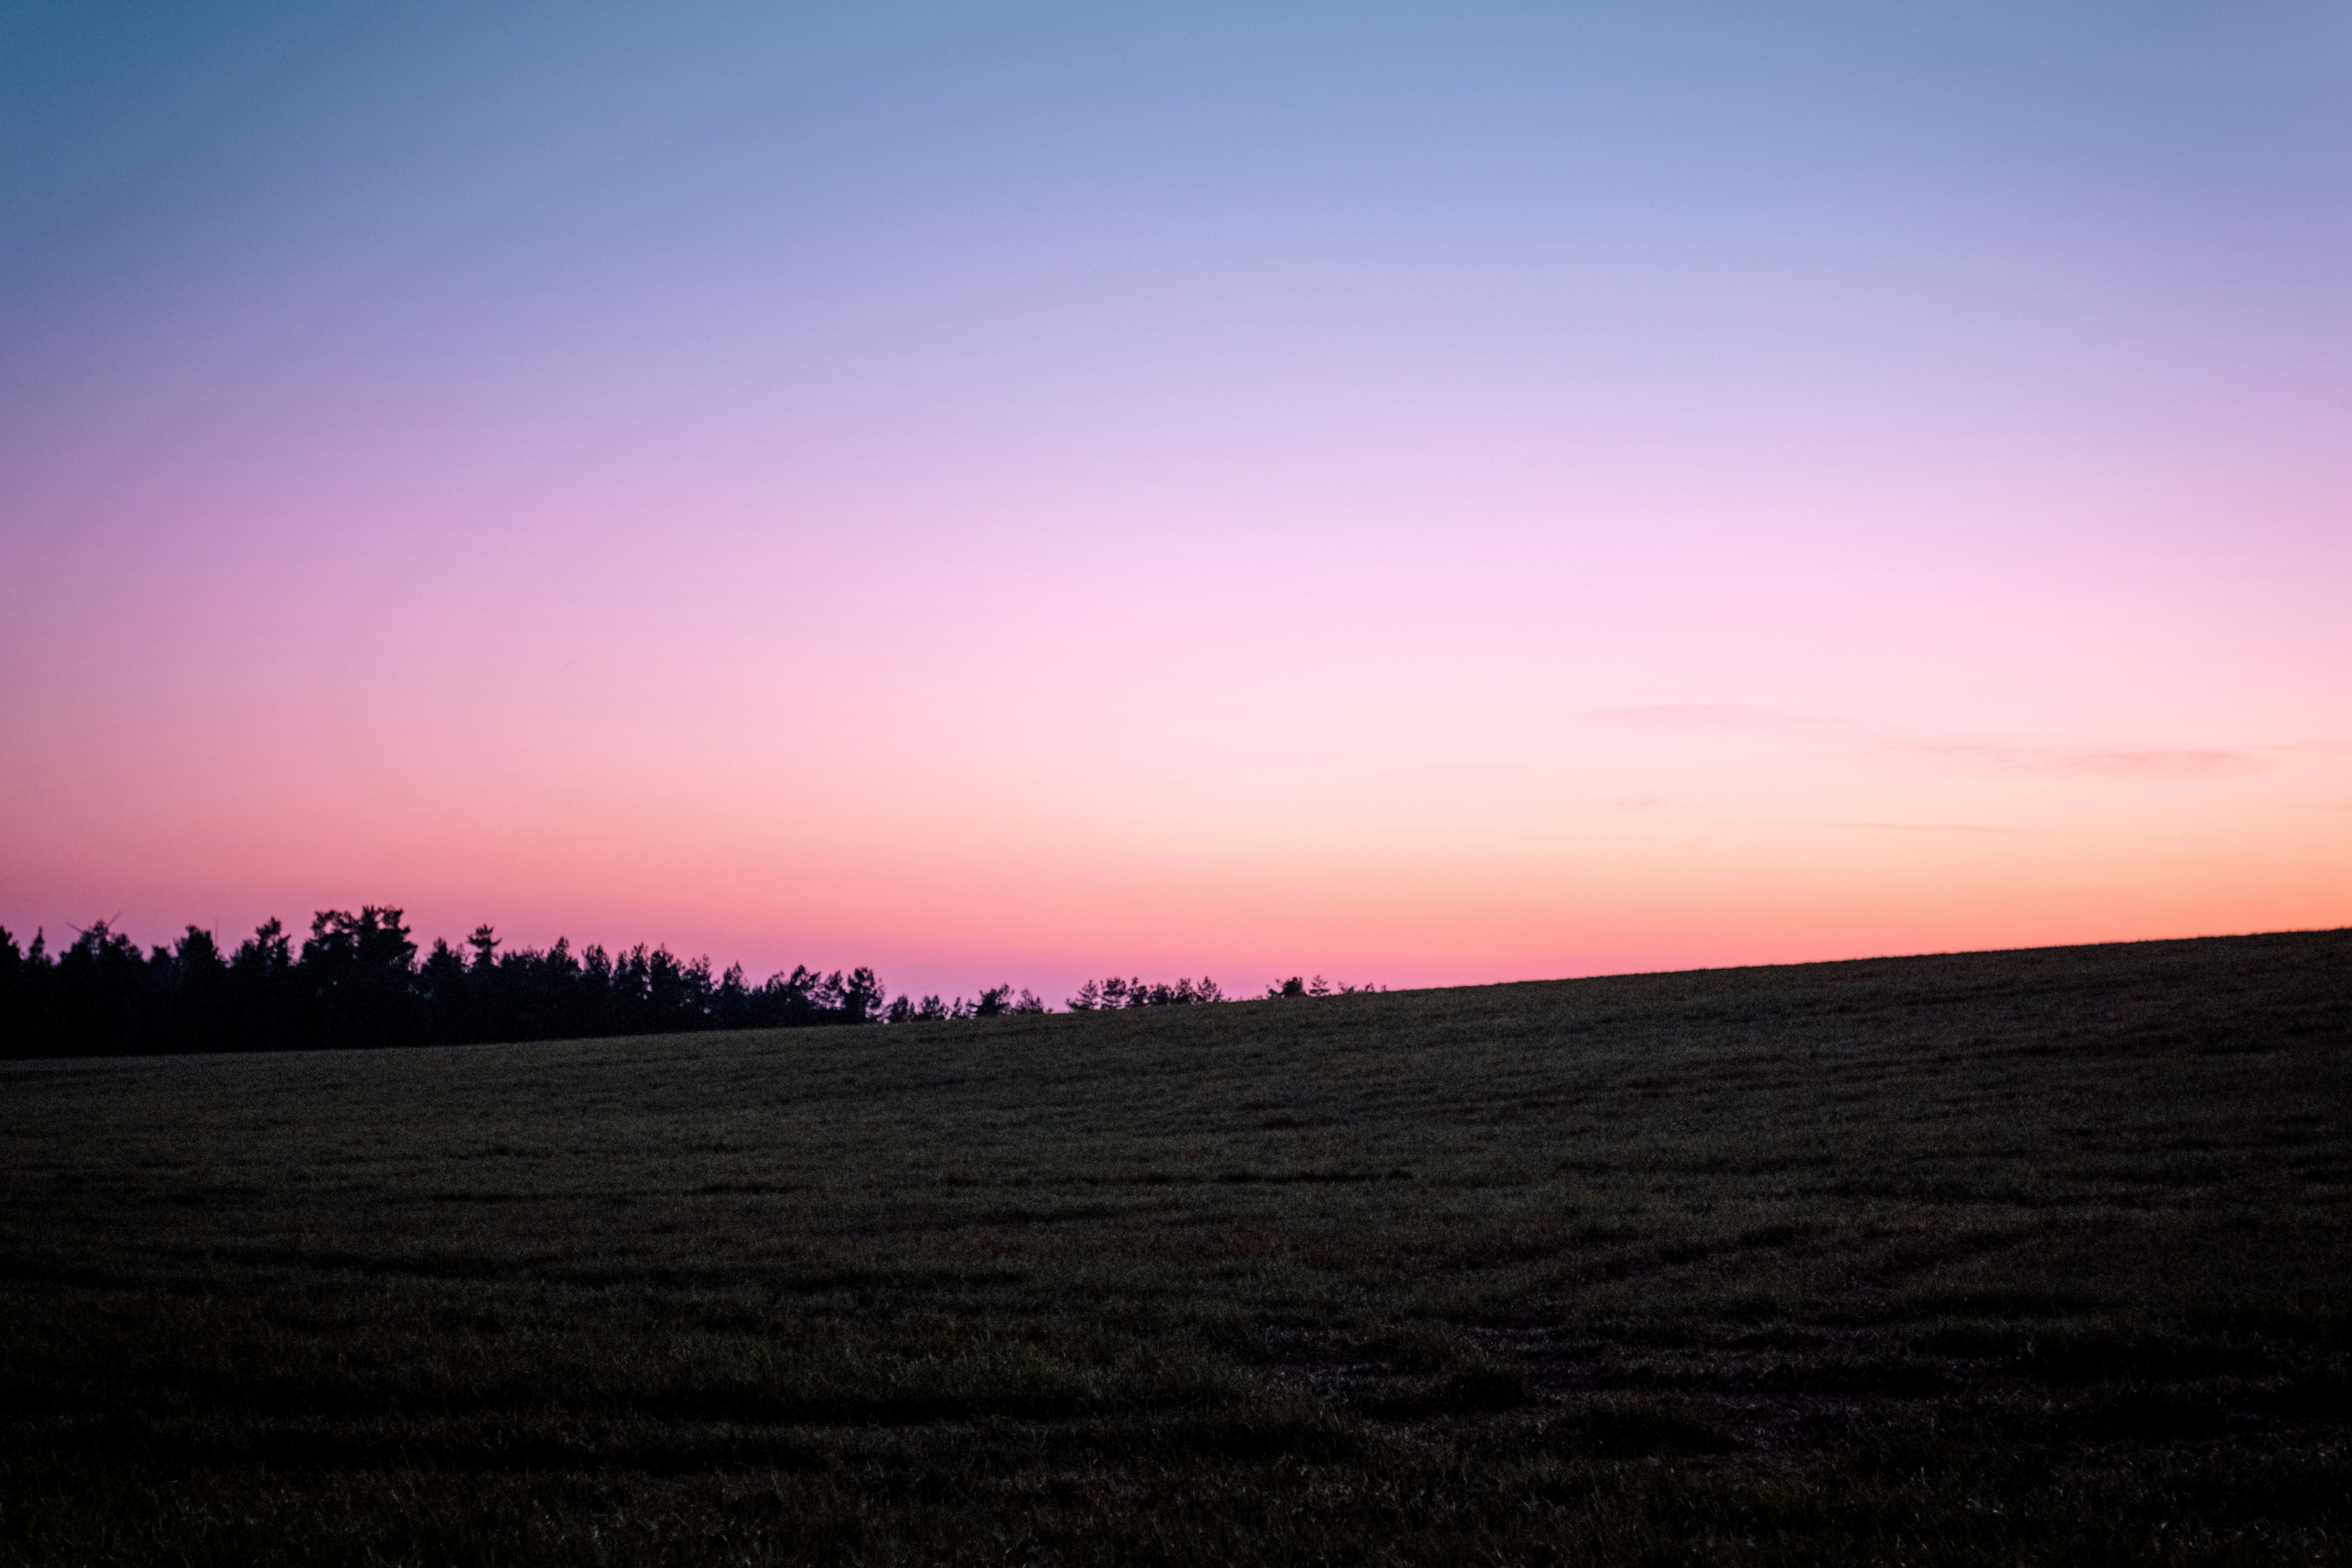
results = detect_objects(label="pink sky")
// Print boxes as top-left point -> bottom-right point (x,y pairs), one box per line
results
4,3 -> 2348,1001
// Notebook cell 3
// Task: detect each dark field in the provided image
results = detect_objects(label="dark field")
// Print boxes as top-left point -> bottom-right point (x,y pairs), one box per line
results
4,930 -> 2349,1566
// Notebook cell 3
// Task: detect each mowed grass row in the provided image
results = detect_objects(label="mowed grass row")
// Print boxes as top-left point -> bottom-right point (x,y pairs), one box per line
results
3,929 -> 2348,1565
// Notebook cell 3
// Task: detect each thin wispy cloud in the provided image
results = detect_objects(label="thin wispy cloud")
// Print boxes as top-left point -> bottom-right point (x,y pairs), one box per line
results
1586,704 -> 1759,730
2256,740 -> 2352,755
1764,820 -> 2038,835
1584,705 -> 1844,735
1372,762 -> 1537,783
1582,709 -> 2265,784
1878,744 -> 2262,781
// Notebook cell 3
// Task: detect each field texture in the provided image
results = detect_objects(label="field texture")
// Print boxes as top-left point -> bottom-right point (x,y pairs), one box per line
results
4,930 -> 2349,1565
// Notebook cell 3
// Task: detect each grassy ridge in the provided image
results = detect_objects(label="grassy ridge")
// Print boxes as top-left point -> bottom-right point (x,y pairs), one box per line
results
3,929 -> 2348,1564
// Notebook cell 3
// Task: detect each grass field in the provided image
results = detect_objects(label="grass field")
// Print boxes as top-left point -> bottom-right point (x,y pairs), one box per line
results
3,929 -> 2348,1566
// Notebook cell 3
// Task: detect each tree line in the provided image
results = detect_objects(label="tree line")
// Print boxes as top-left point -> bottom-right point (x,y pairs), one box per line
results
0,908 -> 1379,1059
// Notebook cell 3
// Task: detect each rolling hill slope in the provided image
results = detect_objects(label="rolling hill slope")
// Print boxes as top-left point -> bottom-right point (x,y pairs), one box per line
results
4,929 -> 2348,1565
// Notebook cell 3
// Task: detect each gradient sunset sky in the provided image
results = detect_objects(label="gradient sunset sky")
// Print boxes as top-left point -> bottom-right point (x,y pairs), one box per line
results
4,2 -> 2348,999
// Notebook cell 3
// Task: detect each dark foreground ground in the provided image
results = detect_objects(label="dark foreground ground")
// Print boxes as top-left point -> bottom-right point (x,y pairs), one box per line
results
3,930 -> 2348,1566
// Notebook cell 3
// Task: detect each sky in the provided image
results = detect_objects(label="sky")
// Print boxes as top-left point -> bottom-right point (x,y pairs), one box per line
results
3,1 -> 2349,1002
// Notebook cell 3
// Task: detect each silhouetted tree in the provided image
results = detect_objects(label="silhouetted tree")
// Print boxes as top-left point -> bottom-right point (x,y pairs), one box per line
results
299,907 -> 419,1049
1066,975 -> 1224,1009
53,922 -> 147,1055
1266,974 -> 1378,998
1,902 -> 1391,1057
0,927 -> 49,1056
229,918 -> 297,1050
168,925 -> 231,1053
837,967 -> 886,1024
